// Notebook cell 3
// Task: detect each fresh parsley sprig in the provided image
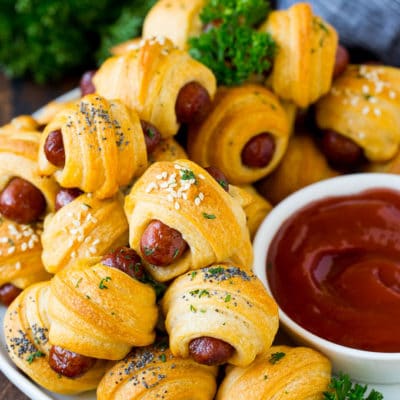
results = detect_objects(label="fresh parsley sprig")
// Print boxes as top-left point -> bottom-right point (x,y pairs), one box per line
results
200,0 -> 270,26
323,374 -> 384,400
189,0 -> 275,86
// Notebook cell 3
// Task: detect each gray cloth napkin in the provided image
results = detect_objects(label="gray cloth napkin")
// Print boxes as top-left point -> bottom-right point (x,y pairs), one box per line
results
276,0 -> 400,66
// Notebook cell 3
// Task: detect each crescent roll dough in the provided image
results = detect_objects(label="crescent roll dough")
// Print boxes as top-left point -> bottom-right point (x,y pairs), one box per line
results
124,160 -> 253,282
97,340 -> 218,400
257,134 -> 339,205
316,64 -> 400,161
216,345 -> 331,400
142,0 -> 204,50
0,116 -> 59,212
187,84 -> 291,184
238,185 -> 272,239
148,137 -> 188,164
4,282 -> 109,394
161,263 -> 279,367
48,257 -> 158,360
260,2 -> 338,108
0,218 -> 50,289
38,94 -> 147,199
93,37 -> 216,138
41,192 -> 128,274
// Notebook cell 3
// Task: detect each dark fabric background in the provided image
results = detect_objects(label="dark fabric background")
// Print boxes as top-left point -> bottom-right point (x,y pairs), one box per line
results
277,0 -> 400,66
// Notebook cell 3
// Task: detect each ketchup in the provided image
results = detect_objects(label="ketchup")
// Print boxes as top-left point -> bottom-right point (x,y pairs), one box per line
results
267,189 -> 400,352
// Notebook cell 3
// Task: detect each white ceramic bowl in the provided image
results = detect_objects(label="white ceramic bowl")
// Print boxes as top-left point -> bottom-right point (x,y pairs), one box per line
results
253,173 -> 400,399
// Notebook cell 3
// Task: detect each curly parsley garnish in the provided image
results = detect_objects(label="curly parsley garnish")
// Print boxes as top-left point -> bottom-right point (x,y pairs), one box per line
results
323,374 -> 384,400
189,0 -> 276,86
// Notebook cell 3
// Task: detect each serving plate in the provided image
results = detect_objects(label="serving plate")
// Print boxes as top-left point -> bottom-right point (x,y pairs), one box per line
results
0,89 -> 398,400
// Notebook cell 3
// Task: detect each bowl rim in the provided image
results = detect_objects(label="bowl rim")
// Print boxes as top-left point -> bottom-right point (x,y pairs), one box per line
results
253,172 -> 400,360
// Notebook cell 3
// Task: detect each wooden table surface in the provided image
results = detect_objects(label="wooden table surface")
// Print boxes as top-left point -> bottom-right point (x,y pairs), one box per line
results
0,71 -> 80,400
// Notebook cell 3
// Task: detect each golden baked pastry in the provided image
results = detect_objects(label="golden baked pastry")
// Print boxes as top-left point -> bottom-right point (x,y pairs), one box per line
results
4,282 -> 109,394
216,345 -> 331,399
93,37 -> 216,138
41,192 -> 128,274
142,0 -> 204,50
48,257 -> 158,360
257,134 -> 338,205
0,218 -> 50,289
148,137 -> 188,164
124,160 -> 253,282
316,64 -> 400,162
0,116 -> 59,212
261,2 -> 338,108
161,263 -> 279,367
238,185 -> 272,239
187,84 -> 291,184
38,94 -> 147,199
97,340 -> 218,400
34,98 -> 77,127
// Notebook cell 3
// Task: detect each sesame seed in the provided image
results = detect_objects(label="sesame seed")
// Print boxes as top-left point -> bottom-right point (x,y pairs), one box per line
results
28,240 -> 35,249
374,108 -> 382,116
198,192 -> 204,200
389,90 -> 397,99
362,106 -> 370,115
7,247 -> 15,255
358,132 -> 366,139
15,262 -> 21,270
198,174 -> 205,180
71,251 -> 77,258
92,239 -> 100,245
174,202 -> 180,210
21,243 -> 28,252
194,197 -> 201,206
362,85 -> 369,94
0,237 -> 8,243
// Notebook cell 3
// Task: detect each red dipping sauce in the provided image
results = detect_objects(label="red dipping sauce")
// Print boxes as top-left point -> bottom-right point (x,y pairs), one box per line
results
267,188 -> 400,352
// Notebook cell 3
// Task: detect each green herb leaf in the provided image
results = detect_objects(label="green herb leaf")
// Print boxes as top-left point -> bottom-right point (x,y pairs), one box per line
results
189,0 -> 275,86
323,373 -> 384,400
203,212 -> 216,219
190,304 -> 197,312
190,271 -> 197,280
269,352 -> 285,364
99,276 -> 111,289
159,353 -> 167,362
181,169 -> 197,182
224,294 -> 231,302
26,350 -> 44,364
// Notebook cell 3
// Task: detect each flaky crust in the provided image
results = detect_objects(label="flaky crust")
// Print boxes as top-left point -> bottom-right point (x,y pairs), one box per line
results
4,282 -> 109,394
148,137 -> 188,164
124,160 -> 253,282
316,64 -> 400,162
0,116 -> 59,212
41,192 -> 128,274
257,134 -> 338,205
97,342 -> 218,400
93,37 -> 216,138
261,2 -> 338,108
48,257 -> 158,360
216,345 -> 331,399
238,185 -> 272,239
38,94 -> 147,199
188,84 -> 291,184
0,218 -> 50,289
143,0 -> 205,50
161,264 -> 279,367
